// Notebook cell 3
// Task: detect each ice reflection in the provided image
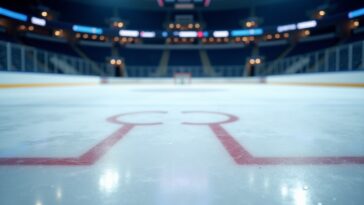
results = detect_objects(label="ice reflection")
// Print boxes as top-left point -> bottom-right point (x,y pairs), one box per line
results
293,186 -> 309,205
280,184 -> 288,198
263,177 -> 270,189
158,169 -> 209,205
248,172 -> 255,187
35,200 -> 42,205
56,187 -> 62,200
99,169 -> 120,194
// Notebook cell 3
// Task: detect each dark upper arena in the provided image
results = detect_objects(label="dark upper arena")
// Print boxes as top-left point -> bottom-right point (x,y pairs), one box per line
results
0,0 -> 363,77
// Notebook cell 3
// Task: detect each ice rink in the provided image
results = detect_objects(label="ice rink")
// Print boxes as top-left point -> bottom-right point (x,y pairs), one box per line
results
0,83 -> 364,205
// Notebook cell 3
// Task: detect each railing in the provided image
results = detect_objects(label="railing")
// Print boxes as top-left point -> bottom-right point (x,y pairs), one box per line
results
3,39 -> 363,78
256,40 -> 364,76
0,40 -> 113,76
126,65 -> 245,77
0,40 -> 245,78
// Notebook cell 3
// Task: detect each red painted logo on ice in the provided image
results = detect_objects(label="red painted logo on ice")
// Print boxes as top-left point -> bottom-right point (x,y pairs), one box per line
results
0,111 -> 363,166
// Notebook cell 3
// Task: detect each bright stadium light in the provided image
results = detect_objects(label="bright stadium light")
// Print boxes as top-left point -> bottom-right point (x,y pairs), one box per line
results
72,25 -> 103,34
213,31 -> 229,38
119,30 -> 139,37
277,24 -> 296,32
0,7 -> 28,21
178,31 -> 198,38
319,10 -> 326,17
54,29 -> 63,37
249,59 -> 255,65
231,28 -> 263,37
31,17 -> 46,26
348,7 -> 364,19
140,31 -> 156,38
297,20 -> 317,29
352,20 -> 360,28
41,11 -> 48,17
245,20 -> 257,28
109,58 -> 123,65
303,30 -> 310,36
248,57 -> 262,65
111,21 -> 124,28
118,22 -> 124,27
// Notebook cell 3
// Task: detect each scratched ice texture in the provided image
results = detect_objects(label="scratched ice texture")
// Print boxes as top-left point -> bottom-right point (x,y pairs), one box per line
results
0,84 -> 364,205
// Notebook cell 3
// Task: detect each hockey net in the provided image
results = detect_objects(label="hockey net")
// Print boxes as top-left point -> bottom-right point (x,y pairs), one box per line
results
173,72 -> 192,84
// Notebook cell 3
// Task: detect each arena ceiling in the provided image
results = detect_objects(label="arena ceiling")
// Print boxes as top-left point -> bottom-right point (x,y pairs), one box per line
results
65,0 -> 302,10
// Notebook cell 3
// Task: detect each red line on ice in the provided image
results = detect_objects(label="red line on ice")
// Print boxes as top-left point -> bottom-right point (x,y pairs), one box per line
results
208,123 -> 364,165
0,111 -> 164,166
1,111 -> 363,166
184,111 -> 364,165
0,124 -> 134,166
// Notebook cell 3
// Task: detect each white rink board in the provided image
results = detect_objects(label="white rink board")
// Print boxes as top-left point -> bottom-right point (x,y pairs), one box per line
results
1,71 -> 364,86
266,71 -> 364,84
0,71 -> 100,84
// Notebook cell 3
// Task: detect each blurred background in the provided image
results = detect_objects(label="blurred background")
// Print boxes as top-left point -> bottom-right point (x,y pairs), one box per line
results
0,0 -> 363,79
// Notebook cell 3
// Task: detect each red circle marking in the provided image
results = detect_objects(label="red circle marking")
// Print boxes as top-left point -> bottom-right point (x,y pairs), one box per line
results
182,111 -> 239,125
107,111 -> 167,126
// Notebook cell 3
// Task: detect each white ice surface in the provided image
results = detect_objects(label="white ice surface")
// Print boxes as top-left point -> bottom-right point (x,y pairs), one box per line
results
0,84 -> 364,205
